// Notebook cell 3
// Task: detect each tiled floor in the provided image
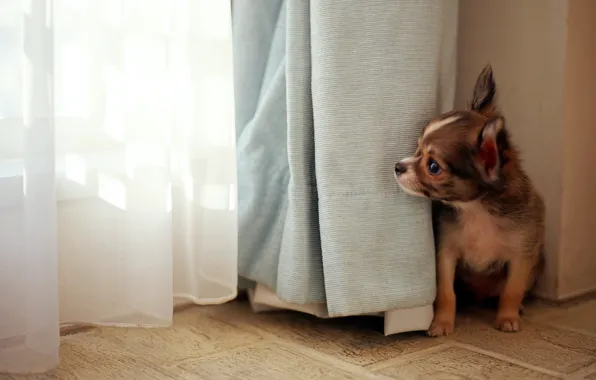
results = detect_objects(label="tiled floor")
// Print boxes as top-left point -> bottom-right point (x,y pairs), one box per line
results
7,296 -> 596,379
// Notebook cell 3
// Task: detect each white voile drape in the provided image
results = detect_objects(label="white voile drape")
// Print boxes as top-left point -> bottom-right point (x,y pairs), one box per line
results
0,0 -> 237,374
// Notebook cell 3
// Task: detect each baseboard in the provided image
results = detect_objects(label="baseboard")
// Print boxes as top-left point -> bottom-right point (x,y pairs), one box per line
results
533,284 -> 596,305
556,285 -> 596,303
60,324 -> 95,336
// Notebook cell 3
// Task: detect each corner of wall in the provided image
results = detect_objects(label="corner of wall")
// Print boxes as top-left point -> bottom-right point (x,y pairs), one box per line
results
557,0 -> 596,300
456,0 -> 568,300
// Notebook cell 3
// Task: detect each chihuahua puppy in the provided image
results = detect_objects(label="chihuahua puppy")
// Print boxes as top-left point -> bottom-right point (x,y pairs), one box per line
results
394,65 -> 545,336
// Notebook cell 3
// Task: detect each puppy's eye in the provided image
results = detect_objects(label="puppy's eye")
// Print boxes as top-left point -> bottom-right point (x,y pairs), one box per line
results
427,159 -> 442,175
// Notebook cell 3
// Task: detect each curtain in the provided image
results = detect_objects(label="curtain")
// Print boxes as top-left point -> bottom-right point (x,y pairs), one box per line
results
0,0 -> 237,374
233,0 -> 457,328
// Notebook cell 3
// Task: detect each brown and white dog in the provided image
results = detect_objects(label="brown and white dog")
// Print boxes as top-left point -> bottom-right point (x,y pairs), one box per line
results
394,65 -> 545,336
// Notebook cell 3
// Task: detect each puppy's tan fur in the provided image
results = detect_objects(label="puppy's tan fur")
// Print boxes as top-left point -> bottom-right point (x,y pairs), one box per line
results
394,65 -> 545,336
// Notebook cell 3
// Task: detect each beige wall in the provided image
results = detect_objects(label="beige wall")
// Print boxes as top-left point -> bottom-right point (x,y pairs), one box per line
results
559,0 -> 596,299
457,0 -> 596,300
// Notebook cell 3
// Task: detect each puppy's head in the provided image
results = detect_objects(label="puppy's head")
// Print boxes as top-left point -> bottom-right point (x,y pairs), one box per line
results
395,65 -> 515,203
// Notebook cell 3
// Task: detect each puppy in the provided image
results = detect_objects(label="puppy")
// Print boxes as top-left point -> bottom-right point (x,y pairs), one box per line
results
394,65 -> 545,336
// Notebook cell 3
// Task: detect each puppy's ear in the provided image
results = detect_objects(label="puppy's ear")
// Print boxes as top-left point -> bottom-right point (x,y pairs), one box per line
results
472,116 -> 506,186
470,64 -> 496,117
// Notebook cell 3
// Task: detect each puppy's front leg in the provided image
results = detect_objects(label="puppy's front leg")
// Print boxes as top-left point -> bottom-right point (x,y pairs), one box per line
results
496,255 -> 535,332
428,248 -> 458,337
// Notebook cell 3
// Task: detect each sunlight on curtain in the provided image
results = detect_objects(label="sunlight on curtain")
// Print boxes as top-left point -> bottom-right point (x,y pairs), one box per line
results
0,0 -> 237,374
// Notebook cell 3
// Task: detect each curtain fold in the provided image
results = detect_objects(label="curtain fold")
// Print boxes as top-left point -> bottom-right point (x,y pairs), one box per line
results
0,0 -> 237,374
0,0 -> 59,373
234,0 -> 458,319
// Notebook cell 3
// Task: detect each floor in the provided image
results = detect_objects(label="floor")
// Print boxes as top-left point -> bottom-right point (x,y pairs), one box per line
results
7,296 -> 596,380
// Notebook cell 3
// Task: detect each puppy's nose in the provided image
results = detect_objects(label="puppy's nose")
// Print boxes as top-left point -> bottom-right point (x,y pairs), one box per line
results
394,162 -> 407,175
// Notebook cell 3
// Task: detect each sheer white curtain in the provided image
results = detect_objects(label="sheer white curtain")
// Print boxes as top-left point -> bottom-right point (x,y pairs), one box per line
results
0,0 -> 237,374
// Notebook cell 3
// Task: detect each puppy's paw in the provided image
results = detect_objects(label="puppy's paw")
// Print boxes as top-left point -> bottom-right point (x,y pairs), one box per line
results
496,313 -> 521,332
427,318 -> 454,337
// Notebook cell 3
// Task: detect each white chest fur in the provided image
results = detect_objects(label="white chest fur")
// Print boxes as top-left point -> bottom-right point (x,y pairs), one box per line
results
451,202 -> 516,271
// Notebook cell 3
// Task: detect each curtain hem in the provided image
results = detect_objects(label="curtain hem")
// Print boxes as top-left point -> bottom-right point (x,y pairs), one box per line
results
248,283 -> 433,335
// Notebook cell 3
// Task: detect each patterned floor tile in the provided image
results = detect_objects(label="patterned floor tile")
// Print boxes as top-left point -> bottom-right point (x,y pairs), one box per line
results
9,333 -> 181,380
450,313 -> 596,375
371,345 -> 560,379
540,299 -> 596,336
6,297 -> 596,379
90,311 -> 262,364
203,300 -> 439,366
175,342 -> 388,380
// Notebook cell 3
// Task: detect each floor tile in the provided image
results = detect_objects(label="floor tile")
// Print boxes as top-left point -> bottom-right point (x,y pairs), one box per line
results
569,362 -> 596,379
450,315 -> 596,375
522,299 -> 565,318
541,299 -> 596,336
93,312 -> 262,364
372,345 -> 559,379
203,301 -> 439,366
7,297 -> 596,379
175,342 -> 387,380
13,333 -> 181,380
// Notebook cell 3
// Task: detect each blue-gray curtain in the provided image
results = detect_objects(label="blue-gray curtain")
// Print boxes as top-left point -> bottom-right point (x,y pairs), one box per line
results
232,0 -> 457,318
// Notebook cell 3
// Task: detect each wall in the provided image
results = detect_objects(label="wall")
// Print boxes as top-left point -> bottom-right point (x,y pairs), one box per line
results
457,0 -> 596,300
559,0 -> 596,299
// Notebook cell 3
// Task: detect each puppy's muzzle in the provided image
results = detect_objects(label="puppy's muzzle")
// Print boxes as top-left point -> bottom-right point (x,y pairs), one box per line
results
394,162 -> 407,175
